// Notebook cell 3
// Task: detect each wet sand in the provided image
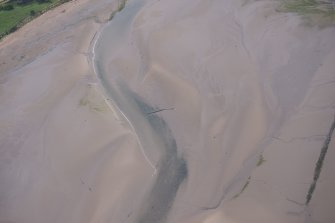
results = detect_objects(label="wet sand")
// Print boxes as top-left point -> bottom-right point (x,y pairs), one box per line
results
1,0 -> 335,222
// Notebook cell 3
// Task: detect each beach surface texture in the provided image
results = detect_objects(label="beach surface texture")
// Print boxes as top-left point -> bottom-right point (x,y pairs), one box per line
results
0,0 -> 335,222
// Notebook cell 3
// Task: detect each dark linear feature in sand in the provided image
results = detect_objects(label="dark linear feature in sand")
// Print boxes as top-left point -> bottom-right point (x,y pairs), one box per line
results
306,114 -> 335,205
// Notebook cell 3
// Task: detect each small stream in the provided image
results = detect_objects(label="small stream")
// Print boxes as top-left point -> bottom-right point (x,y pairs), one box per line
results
92,0 -> 188,222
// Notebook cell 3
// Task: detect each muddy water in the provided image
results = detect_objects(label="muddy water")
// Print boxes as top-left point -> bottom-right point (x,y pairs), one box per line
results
93,0 -> 187,222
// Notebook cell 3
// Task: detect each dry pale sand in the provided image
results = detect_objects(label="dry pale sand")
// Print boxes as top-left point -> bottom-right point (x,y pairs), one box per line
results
1,0 -> 335,223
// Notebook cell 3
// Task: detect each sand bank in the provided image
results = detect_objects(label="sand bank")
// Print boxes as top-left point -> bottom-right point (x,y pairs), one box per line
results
1,0 -> 335,222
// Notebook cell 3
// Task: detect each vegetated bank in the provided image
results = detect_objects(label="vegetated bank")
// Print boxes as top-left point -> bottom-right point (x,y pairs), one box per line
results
0,0 -> 70,40
280,0 -> 335,25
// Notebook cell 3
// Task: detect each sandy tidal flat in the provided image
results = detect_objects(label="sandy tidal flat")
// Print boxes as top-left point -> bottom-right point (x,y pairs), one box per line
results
0,0 -> 335,223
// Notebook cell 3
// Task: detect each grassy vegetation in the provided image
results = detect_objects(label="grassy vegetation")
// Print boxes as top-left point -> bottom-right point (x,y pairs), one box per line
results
280,0 -> 335,25
0,0 -> 69,39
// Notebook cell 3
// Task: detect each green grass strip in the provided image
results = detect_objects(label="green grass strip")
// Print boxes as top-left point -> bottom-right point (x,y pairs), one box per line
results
0,0 -> 70,40
281,0 -> 335,15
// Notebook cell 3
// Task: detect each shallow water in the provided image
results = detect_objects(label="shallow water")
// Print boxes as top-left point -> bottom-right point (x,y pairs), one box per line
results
93,0 -> 188,222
